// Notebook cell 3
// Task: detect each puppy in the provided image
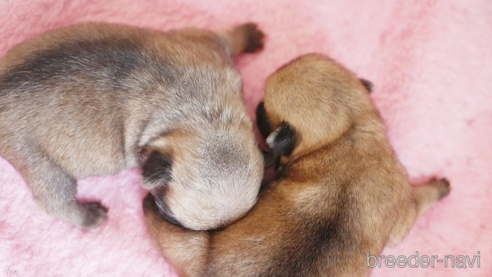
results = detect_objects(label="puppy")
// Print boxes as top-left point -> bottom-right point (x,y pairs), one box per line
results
0,22 -> 265,230
143,54 -> 451,276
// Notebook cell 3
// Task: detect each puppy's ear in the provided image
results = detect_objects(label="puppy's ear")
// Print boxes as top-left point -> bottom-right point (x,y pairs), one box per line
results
360,78 -> 373,93
141,150 -> 173,190
256,101 -> 273,139
266,122 -> 297,156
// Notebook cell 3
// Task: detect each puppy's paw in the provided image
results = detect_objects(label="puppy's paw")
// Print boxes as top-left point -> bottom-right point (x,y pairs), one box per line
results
80,202 -> 108,229
239,23 -> 265,53
429,178 -> 451,200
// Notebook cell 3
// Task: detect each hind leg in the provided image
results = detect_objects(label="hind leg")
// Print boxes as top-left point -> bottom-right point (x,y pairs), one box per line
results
389,178 -> 450,245
215,23 -> 265,57
11,145 -> 107,229
412,178 -> 451,216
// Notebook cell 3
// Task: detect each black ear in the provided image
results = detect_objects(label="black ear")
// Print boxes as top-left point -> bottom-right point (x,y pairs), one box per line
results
256,101 -> 273,139
141,150 -> 173,189
267,122 -> 297,156
360,78 -> 373,93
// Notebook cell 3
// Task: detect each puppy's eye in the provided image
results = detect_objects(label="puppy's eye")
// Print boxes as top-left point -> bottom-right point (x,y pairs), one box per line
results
149,187 -> 184,228
154,198 -> 183,227
157,205 -> 181,226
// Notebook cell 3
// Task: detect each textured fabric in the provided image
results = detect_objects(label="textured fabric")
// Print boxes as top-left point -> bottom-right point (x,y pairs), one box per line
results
0,0 -> 490,276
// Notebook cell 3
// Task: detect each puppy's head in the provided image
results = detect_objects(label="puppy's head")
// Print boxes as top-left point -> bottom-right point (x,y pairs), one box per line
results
256,54 -> 375,161
140,126 -> 263,231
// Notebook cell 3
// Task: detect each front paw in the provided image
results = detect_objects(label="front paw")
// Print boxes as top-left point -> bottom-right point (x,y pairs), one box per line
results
239,23 -> 265,53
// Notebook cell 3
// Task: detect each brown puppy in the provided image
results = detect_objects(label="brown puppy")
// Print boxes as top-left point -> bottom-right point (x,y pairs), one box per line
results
0,22 -> 265,230
143,54 -> 450,277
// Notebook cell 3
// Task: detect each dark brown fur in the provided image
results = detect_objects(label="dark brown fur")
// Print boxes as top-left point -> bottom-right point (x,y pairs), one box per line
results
143,54 -> 450,276
0,22 -> 265,230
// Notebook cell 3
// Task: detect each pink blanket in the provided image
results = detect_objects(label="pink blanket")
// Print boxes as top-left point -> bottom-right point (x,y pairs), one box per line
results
1,0 -> 490,276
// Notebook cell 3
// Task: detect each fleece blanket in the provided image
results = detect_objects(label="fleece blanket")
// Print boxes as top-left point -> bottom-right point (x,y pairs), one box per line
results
0,0 -> 491,276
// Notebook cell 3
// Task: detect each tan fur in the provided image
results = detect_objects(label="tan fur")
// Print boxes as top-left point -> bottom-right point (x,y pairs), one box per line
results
143,54 -> 451,276
0,22 -> 265,230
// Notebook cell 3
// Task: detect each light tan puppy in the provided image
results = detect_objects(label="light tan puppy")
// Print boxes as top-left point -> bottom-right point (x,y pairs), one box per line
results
143,53 -> 450,276
0,22 -> 265,230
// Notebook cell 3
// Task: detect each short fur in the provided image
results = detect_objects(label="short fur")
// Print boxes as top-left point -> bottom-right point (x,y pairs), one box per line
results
143,54 -> 450,276
0,22 -> 265,230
